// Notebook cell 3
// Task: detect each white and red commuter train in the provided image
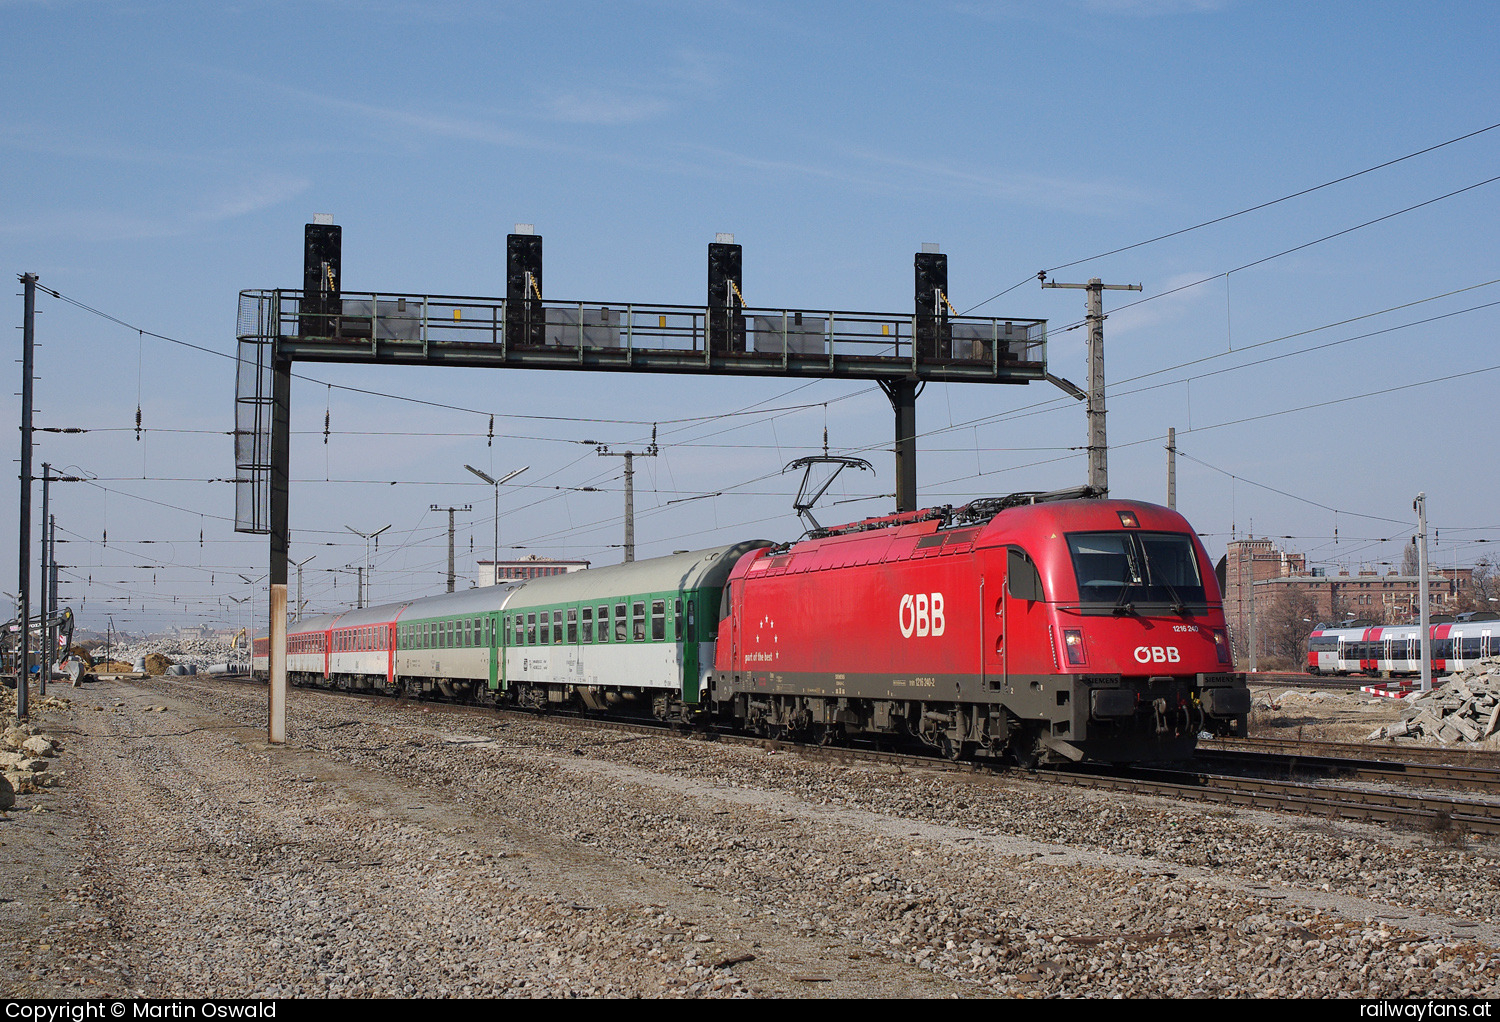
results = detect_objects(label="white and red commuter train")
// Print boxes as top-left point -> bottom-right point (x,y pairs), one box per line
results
254,494 -> 1250,765
1306,619 -> 1500,677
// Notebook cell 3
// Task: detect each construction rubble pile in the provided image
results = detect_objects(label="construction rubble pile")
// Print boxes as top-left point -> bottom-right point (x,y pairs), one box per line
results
1368,657 -> 1500,745
96,636 -> 249,675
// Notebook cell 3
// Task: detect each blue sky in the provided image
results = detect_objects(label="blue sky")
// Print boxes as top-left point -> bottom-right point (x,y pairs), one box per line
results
5,0 -> 1498,632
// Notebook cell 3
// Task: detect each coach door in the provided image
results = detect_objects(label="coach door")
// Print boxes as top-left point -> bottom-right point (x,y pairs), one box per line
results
675,597 -> 700,703
488,614 -> 500,692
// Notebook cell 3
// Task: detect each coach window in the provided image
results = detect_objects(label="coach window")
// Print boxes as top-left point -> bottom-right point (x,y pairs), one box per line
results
633,601 -> 647,642
540,612 -> 550,645
615,603 -> 628,642
652,600 -> 666,641
686,602 -> 696,641
553,610 -> 564,644
567,608 -> 578,644
581,608 -> 593,643
525,613 -> 536,645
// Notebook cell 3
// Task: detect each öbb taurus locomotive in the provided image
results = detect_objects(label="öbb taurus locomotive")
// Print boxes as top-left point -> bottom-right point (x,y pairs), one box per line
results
256,495 -> 1249,765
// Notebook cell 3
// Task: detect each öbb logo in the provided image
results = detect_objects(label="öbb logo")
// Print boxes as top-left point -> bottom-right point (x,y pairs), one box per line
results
1133,646 -> 1181,664
899,593 -> 945,638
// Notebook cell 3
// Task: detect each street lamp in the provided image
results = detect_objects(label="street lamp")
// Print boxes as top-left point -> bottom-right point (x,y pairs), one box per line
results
464,465 -> 528,586
344,524 -> 391,608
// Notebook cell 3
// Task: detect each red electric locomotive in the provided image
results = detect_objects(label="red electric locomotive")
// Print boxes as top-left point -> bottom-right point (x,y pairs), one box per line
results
713,491 -> 1249,765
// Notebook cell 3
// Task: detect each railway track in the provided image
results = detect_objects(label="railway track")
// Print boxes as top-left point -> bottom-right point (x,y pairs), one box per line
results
1051,765 -> 1500,836
1203,734 -> 1500,767
1193,741 -> 1500,797
249,676 -> 1500,839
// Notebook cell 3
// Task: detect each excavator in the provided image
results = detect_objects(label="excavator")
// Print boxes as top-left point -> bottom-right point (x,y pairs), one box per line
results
1,606 -> 79,686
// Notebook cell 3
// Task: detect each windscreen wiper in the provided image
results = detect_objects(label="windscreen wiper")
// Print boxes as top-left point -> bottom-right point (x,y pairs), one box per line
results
1137,541 -> 1190,616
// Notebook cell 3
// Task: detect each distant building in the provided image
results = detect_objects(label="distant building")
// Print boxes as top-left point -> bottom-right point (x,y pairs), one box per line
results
1223,536 -> 1463,657
477,556 -> 590,586
1223,538 -> 1305,651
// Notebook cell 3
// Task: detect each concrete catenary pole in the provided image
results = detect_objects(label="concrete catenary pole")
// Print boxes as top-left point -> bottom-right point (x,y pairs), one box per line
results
16,274 -> 37,720
1042,277 -> 1141,496
1416,493 -> 1433,694
39,464 -> 49,697
1166,427 -> 1177,510
598,441 -> 658,563
429,507 -> 471,592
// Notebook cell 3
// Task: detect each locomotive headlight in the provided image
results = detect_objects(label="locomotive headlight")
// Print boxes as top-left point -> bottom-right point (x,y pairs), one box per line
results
1212,628 -> 1231,665
1063,628 -> 1088,666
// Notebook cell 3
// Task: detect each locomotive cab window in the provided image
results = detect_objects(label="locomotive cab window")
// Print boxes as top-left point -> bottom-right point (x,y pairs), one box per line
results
1007,547 -> 1045,602
1067,531 -> 1206,608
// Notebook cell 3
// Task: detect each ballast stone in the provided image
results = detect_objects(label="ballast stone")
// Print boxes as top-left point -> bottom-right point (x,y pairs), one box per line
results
20,736 -> 57,758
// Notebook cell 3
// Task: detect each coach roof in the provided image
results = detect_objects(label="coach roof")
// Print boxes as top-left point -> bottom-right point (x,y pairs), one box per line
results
503,541 -> 771,611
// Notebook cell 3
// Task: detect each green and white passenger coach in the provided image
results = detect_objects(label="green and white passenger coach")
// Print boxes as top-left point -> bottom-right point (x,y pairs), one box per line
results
277,541 -> 771,720
497,541 -> 769,716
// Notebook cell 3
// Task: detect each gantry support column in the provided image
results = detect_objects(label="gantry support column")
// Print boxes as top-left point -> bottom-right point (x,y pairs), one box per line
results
881,380 -> 919,513
269,352 -> 290,745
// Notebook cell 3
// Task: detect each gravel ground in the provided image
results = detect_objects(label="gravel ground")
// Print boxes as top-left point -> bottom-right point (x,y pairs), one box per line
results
0,675 -> 1497,999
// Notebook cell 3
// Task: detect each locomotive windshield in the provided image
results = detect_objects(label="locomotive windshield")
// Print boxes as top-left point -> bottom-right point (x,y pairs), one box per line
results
1066,531 -> 1206,608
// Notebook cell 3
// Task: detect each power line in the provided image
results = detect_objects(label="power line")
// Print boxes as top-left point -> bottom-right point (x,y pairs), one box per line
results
963,120 -> 1500,315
